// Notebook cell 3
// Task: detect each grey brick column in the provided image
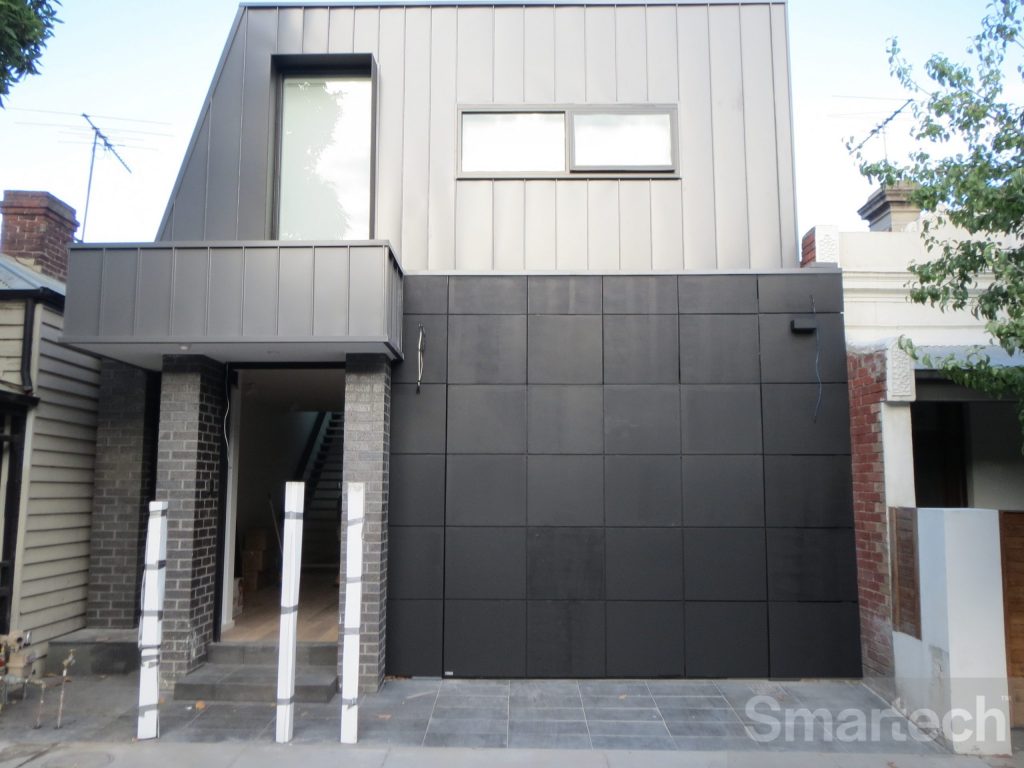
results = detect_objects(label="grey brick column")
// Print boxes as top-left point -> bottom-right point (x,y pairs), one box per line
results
339,354 -> 390,693
155,355 -> 225,684
86,360 -> 159,628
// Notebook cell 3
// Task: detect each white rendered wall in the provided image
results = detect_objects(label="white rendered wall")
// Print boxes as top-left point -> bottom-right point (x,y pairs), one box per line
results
892,507 -> 1010,756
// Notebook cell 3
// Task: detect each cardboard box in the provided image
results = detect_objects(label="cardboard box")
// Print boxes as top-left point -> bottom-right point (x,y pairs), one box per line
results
244,528 -> 270,552
6,641 -> 47,680
242,570 -> 269,593
242,549 -> 266,573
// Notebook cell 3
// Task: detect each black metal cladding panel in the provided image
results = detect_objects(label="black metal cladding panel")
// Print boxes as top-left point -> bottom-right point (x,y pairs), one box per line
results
603,276 -> 679,314
446,455 -> 526,526
388,272 -> 858,680
389,527 -> 444,599
447,385 -> 527,453
527,455 -> 604,527
444,600 -> 526,678
678,314 -> 760,384
604,385 -> 681,455
404,275 -> 449,314
528,315 -> 603,384
605,528 -> 683,600
527,601 -> 606,678
528,386 -> 604,454
680,385 -> 763,454
387,599 -> 442,677
766,528 -> 859,602
759,313 -> 847,383
757,272 -> 844,314
603,315 -> 680,384
391,383 -> 446,454
681,455 -> 764,527
606,602 -> 685,677
528,276 -> 603,315
527,528 -> 605,601
448,315 -> 527,384
678,275 -> 758,314
389,454 -> 445,526
604,456 -> 682,527
683,528 -> 767,601
764,455 -> 854,528
449,276 -> 527,314
762,383 -> 852,455
769,602 -> 863,678
445,527 -> 526,600
684,602 -> 769,678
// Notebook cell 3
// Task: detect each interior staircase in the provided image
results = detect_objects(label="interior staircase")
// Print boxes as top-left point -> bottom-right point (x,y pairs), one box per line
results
300,411 -> 344,568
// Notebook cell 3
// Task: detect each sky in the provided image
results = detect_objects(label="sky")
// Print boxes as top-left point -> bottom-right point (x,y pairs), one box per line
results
0,0 -> 997,243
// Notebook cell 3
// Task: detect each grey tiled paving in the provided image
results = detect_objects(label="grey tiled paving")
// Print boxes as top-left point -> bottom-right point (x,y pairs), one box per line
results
0,673 -> 953,754
348,678 -> 952,752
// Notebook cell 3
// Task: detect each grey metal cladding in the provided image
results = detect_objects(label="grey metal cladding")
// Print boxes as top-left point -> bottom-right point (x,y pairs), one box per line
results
63,243 -> 403,364
157,2 -> 795,271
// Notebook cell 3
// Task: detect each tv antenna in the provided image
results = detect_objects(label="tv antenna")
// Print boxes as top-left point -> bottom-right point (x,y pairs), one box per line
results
81,113 -> 131,240
847,98 -> 914,159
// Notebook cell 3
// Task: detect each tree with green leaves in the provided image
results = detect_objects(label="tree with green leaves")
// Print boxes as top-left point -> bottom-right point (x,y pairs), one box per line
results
854,0 -> 1024,431
0,0 -> 60,107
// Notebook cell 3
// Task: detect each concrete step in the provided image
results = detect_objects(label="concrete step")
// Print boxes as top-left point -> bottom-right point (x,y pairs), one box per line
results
173,663 -> 337,703
208,642 -> 336,666
47,627 -> 140,675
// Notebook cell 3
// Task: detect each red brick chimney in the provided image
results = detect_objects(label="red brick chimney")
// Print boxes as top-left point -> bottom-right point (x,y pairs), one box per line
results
0,190 -> 79,282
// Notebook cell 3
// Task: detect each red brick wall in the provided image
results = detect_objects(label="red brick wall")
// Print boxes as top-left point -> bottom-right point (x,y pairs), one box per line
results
0,190 -> 78,282
847,349 -> 894,678
801,228 -> 817,266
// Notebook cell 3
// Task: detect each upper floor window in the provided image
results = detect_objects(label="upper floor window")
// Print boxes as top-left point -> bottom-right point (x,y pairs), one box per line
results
459,106 -> 676,177
278,74 -> 372,240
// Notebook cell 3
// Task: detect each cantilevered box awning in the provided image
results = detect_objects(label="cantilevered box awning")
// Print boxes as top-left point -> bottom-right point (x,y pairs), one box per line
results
62,241 -> 403,369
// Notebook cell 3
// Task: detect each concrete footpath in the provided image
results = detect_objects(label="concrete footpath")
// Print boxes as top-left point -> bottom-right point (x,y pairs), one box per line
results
0,742 -> 1017,768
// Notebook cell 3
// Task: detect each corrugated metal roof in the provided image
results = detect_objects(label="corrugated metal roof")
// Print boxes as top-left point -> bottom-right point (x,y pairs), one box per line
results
914,345 -> 1024,370
0,253 -> 65,295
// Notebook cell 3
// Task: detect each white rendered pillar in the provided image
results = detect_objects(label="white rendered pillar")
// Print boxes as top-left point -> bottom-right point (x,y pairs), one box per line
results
275,481 -> 305,743
340,482 -> 365,744
137,501 -> 168,740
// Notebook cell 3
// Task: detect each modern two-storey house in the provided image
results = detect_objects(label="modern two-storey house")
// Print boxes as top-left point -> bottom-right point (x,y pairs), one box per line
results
60,0 -> 859,693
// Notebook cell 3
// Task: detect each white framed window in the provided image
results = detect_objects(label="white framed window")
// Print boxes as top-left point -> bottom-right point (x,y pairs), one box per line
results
461,112 -> 566,173
570,111 -> 674,171
278,74 -> 373,240
458,105 -> 677,176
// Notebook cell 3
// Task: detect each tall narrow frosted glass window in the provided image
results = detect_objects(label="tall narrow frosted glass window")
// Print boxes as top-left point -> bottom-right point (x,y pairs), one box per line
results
572,112 -> 674,170
462,112 -> 565,173
279,76 -> 372,240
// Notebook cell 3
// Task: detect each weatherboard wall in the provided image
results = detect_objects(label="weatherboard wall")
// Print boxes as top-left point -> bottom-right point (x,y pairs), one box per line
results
157,2 -> 797,271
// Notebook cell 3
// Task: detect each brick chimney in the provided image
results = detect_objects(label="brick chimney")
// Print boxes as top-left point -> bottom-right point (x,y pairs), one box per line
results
857,184 -> 921,232
0,190 -> 79,282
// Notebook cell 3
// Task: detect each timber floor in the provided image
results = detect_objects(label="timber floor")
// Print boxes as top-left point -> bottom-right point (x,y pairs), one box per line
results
221,569 -> 339,643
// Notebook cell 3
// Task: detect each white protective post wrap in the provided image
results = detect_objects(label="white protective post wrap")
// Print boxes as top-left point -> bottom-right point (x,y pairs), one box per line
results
340,482 -> 365,744
275,481 -> 305,743
137,501 -> 168,740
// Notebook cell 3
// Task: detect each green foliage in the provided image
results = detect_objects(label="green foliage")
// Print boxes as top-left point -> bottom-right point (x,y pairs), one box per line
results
0,0 -> 60,107
854,0 -> 1024,429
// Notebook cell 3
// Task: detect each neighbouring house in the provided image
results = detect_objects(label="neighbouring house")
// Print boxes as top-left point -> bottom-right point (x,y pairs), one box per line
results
60,0 -> 861,697
0,191 -> 101,643
803,185 -> 1024,755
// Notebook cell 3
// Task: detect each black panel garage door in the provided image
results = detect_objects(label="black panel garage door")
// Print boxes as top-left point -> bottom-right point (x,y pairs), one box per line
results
386,273 -> 861,679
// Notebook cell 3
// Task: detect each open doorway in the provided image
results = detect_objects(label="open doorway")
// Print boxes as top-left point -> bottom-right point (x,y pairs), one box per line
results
221,367 -> 345,644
